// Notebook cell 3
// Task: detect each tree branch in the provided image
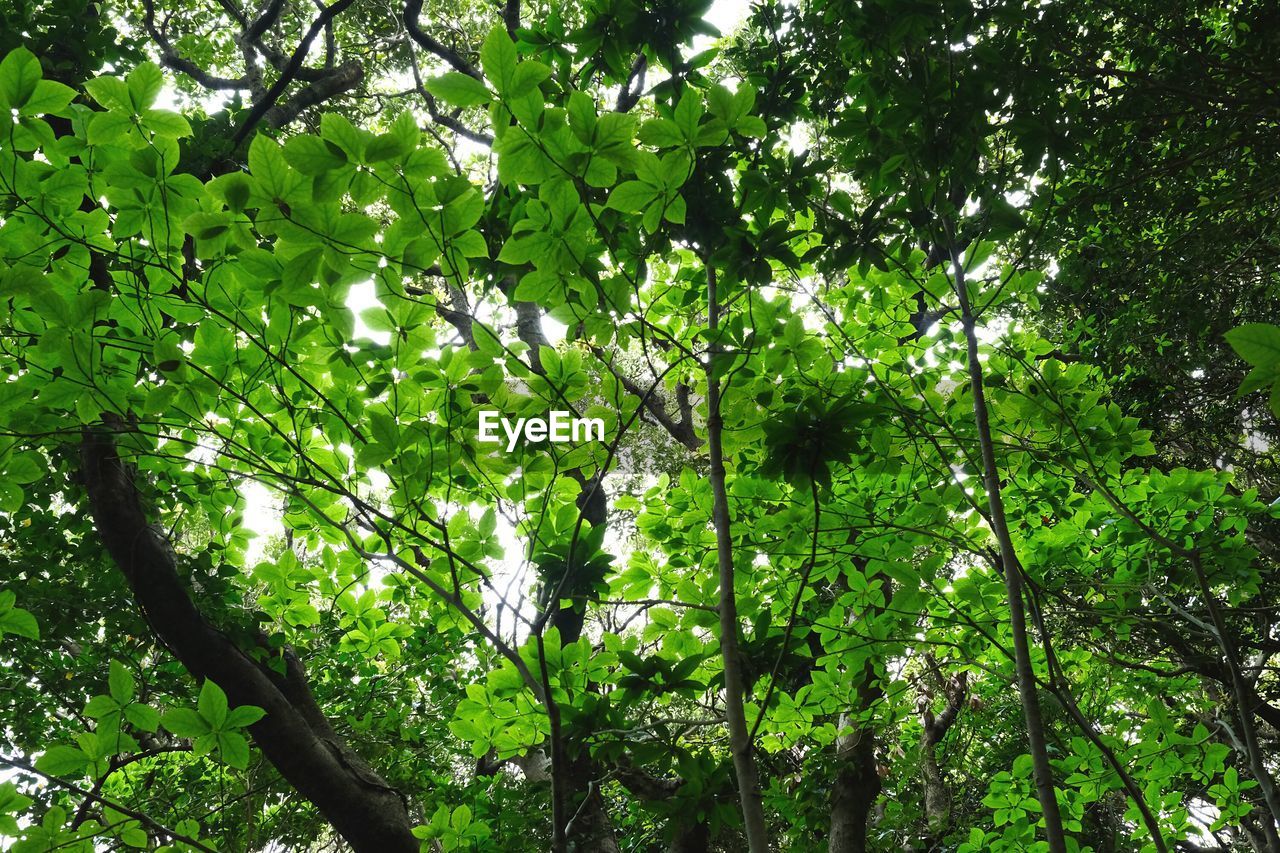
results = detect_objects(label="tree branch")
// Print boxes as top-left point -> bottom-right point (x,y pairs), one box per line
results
403,0 -> 481,79
0,754 -> 218,852
79,419 -> 418,852
232,0 -> 359,145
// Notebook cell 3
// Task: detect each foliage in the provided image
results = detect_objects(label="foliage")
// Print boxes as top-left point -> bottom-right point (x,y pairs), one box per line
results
0,1 -> 1277,852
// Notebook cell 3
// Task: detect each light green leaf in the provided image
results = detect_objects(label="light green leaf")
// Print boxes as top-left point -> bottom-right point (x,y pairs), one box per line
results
1227,324 -> 1280,366
86,110 -> 134,145
638,119 -> 683,148
127,63 -> 163,112
162,708 -> 210,738
84,694 -> 118,718
480,26 -> 518,93
0,599 -> 37,640
216,731 -> 251,769
736,115 -> 767,138
0,48 -> 42,111
36,745 -> 89,777
673,91 -> 704,137
23,79 -> 76,116
248,134 -> 298,200
510,61 -> 550,97
225,704 -> 266,729
5,451 -> 42,485
605,181 -> 658,214
124,704 -> 161,733
108,661 -> 135,705
83,76 -> 131,111
425,72 -> 490,107
141,109 -> 191,138
120,825 -> 149,848
198,679 -> 229,729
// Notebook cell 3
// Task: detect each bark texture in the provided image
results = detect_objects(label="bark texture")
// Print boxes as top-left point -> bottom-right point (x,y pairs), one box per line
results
919,661 -> 968,845
829,661 -> 883,853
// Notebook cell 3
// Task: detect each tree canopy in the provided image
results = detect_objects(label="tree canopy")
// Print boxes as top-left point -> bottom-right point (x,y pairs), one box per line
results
2,0 -> 1280,851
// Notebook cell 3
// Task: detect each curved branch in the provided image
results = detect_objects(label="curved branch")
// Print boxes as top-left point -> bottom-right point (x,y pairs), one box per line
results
232,0 -> 359,145
403,0 -> 482,79
79,420 -> 418,852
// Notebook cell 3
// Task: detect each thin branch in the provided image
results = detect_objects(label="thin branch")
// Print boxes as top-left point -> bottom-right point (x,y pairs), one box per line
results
0,755 -> 218,853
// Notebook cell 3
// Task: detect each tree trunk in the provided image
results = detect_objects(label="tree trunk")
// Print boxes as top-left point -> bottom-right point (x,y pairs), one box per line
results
829,702 -> 881,853
948,241 -> 1068,853
919,663 -> 967,847
80,421 -> 418,852
706,263 -> 771,852
828,566 -> 889,853
563,752 -> 621,853
669,820 -> 711,853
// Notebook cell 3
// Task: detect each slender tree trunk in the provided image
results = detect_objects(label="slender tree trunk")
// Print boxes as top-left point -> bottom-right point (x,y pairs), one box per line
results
947,244 -> 1068,853
828,559 -> 888,852
516,303 -> 621,852
705,264 -> 771,852
1024,585 -> 1171,851
1188,553 -> 1280,837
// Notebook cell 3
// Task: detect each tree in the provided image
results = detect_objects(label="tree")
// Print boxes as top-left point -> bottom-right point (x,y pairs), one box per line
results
1,0 -> 1278,851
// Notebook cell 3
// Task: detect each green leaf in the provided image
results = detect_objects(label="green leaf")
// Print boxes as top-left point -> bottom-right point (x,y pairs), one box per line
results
284,135 -> 348,175
127,63 -> 164,112
5,451 -> 42,485
120,826 -> 149,848
510,61 -> 550,97
184,212 -> 229,241
365,126 -> 416,163
0,48 -> 42,111
86,110 -> 134,145
1227,324 -> 1280,366
320,112 -> 367,160
673,91 -> 704,137
36,746 -> 89,777
198,680 -> 229,729
1239,363 -> 1280,396
480,26 -> 518,93
84,695 -> 118,718
141,109 -> 191,138
22,79 -> 76,116
216,731 -> 251,769
162,708 -> 210,738
124,704 -> 161,733
108,661 -> 135,704
606,181 -> 658,214
248,135 -> 298,201
638,119 -> 683,148
0,482 -> 22,515
736,115 -> 767,138
426,72 -> 490,107
83,76 -> 131,111
225,704 -> 266,729
0,597 -> 38,640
